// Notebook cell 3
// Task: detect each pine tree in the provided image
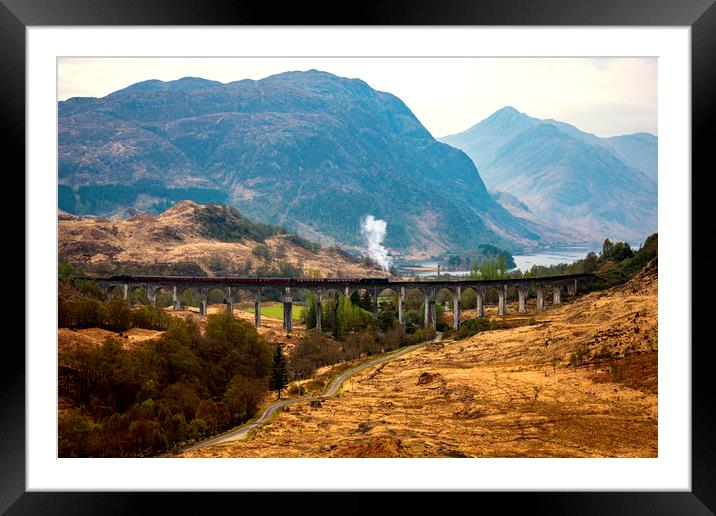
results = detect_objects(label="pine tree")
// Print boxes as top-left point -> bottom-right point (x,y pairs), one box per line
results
498,255 -> 507,278
335,293 -> 355,338
269,345 -> 289,399
303,292 -> 317,329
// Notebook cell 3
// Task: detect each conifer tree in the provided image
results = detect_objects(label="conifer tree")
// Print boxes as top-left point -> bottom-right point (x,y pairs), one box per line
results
303,292 -> 317,329
269,345 -> 289,399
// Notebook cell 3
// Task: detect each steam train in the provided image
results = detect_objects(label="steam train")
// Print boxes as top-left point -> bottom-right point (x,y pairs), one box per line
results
108,275 -> 390,285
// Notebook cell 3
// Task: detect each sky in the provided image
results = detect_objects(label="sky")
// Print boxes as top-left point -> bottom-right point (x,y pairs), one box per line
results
58,57 -> 657,138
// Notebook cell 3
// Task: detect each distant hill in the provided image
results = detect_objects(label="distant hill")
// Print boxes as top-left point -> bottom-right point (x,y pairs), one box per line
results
441,107 -> 657,243
58,71 -> 581,256
58,200 -> 389,278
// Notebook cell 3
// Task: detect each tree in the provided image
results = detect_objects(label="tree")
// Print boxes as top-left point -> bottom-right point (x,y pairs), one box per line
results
334,293 -> 352,338
359,291 -> 373,312
303,292 -> 317,329
612,241 -> 635,261
269,345 -> 288,399
583,252 -> 598,273
322,296 -> 338,334
58,260 -> 76,283
479,259 -> 499,280
106,297 -> 131,332
600,239 -> 615,261
498,255 -> 507,278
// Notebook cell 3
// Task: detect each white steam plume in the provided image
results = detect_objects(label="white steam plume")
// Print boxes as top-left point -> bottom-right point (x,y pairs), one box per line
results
360,215 -> 393,273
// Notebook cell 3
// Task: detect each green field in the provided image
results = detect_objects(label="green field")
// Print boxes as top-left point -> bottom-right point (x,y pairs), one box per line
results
245,301 -> 304,320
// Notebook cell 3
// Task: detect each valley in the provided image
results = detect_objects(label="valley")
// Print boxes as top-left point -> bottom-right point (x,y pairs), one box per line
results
178,259 -> 657,458
54,64 -> 661,462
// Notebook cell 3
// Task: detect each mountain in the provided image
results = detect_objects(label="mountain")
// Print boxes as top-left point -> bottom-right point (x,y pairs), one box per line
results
441,107 -> 657,243
440,106 -> 541,170
600,133 -> 657,182
58,200 -> 389,278
58,71 -> 577,256
443,106 -> 658,182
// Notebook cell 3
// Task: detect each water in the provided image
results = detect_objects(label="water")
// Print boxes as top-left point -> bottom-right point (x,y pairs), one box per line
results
511,247 -> 596,272
394,247 -> 599,277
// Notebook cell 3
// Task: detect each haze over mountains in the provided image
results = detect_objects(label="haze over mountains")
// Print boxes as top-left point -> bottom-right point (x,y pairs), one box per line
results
58,71 -> 656,256
441,107 -> 657,244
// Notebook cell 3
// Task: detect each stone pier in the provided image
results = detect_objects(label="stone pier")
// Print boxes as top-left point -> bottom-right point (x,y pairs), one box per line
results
498,285 -> 508,316
315,295 -> 322,332
424,288 -> 436,330
225,287 -> 233,313
282,287 -> 293,332
428,301 -> 436,330
172,285 -> 181,311
398,287 -> 405,329
254,300 -> 261,328
567,279 -> 577,296
453,287 -> 461,330
518,286 -> 528,313
553,285 -> 562,305
476,287 -> 485,318
536,284 -> 546,311
199,293 -> 208,316
424,299 -> 430,328
283,301 -> 293,332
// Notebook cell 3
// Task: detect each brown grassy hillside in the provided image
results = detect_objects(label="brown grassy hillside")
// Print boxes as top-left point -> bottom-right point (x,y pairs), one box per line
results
180,259 -> 658,458
58,201 -> 388,277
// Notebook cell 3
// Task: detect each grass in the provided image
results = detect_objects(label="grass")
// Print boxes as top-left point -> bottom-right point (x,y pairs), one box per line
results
319,335 -> 435,397
245,301 -> 303,320
178,332 -> 437,454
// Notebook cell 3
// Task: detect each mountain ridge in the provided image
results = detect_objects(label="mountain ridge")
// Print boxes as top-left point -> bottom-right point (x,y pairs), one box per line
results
440,107 -> 657,243
59,70 -> 580,255
441,106 -> 657,182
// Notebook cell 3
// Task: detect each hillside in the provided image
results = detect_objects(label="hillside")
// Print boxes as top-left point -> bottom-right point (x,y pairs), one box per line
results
441,107 -> 657,243
58,200 -> 388,277
58,71 -> 577,255
180,259 -> 658,458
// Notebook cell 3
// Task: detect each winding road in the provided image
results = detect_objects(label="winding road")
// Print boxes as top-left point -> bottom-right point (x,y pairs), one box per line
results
182,332 -> 442,452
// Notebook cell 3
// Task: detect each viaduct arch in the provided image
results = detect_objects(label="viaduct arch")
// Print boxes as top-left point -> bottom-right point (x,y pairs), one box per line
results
91,274 -> 593,333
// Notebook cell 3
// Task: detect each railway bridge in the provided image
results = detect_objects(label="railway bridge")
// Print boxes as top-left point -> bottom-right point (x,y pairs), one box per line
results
91,274 -> 594,332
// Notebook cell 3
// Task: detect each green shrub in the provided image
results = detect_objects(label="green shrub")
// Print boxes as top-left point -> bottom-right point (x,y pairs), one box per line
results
252,243 -> 273,261
569,345 -> 591,367
107,298 -> 132,332
287,234 -> 321,252
290,331 -> 343,379
288,383 -> 306,396
453,317 -> 491,340
131,305 -> 172,331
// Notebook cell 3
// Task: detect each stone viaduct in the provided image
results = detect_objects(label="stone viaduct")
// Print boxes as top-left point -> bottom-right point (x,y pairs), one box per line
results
92,274 -> 594,333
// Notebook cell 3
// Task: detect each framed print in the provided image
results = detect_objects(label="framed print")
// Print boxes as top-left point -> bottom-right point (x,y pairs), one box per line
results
5,0 -> 713,513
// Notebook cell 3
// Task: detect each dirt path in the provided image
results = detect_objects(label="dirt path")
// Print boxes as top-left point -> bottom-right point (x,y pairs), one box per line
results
180,332 -> 442,452
180,266 -> 657,458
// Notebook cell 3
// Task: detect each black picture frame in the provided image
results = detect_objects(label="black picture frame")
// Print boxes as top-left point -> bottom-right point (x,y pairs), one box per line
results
4,0 -> 711,513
